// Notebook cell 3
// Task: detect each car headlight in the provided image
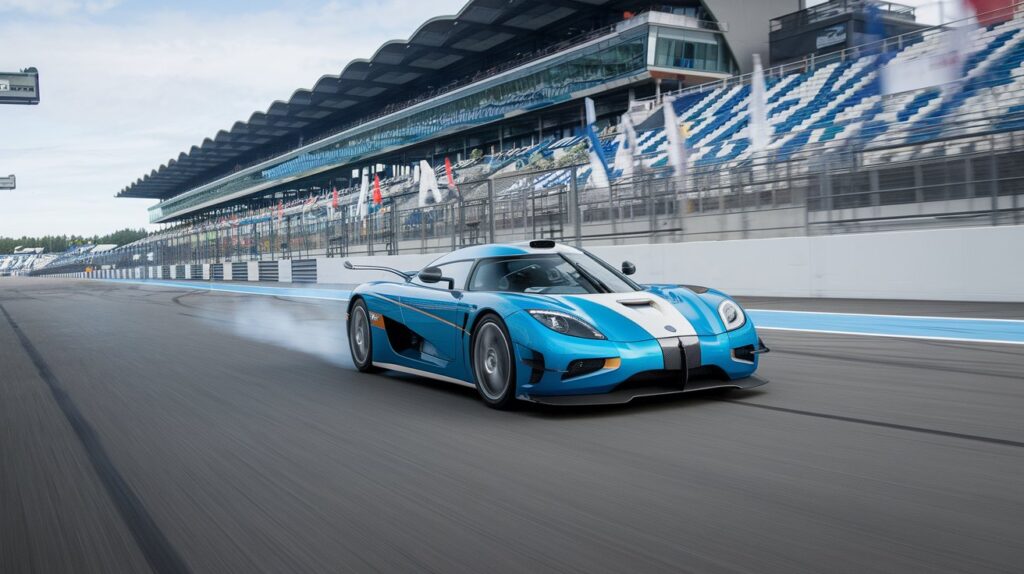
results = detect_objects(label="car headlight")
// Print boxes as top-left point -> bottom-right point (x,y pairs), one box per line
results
527,310 -> 605,340
718,300 -> 746,331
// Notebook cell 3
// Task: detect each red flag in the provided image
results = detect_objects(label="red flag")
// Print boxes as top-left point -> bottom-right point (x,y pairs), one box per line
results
332,187 -> 339,209
373,174 -> 383,205
444,157 -> 459,197
964,0 -> 1015,26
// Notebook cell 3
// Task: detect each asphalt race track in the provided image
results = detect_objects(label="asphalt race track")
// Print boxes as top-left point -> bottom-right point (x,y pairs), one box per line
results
2,277 -> 1023,573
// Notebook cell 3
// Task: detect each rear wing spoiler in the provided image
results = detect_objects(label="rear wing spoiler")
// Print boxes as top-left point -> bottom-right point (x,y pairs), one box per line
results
343,260 -> 412,281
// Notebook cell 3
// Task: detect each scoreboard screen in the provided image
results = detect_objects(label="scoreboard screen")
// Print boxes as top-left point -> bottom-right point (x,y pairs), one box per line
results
0,69 -> 40,105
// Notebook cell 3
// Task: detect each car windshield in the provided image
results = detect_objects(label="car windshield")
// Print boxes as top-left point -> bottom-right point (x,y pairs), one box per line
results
469,253 -> 640,294
564,251 -> 641,293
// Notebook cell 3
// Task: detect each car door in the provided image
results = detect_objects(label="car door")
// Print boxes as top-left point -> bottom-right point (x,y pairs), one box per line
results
394,260 -> 474,373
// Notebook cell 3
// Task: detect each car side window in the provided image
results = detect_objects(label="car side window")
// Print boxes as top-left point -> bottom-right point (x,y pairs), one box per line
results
412,260 -> 474,290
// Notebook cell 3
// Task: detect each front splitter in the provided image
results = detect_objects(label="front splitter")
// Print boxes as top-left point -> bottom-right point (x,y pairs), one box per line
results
521,375 -> 768,406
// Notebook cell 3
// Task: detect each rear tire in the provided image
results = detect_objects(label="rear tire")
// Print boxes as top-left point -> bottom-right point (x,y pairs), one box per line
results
471,314 -> 517,409
348,299 -> 377,372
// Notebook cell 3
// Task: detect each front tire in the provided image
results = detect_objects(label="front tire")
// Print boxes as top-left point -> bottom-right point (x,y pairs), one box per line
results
471,314 -> 517,409
349,299 -> 376,372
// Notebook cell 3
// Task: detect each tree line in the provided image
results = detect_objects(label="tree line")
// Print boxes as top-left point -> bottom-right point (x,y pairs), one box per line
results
0,228 -> 149,254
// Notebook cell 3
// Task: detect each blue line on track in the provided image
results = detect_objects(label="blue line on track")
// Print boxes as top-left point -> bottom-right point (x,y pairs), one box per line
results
747,309 -> 1024,346
100,279 -> 1024,345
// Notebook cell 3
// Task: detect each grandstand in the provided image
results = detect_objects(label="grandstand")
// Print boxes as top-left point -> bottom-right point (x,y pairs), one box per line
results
499,13 -> 1024,181
31,0 -> 1024,277
1,250 -> 55,276
117,0 -> 799,224
37,245 -> 120,271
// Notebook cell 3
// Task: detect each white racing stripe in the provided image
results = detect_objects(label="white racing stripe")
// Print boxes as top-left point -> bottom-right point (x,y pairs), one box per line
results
568,293 -> 696,338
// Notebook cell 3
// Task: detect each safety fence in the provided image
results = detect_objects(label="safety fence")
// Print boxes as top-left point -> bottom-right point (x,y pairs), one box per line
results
33,127 -> 1024,276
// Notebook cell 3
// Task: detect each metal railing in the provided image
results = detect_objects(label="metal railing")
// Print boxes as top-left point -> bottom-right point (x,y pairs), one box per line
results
771,0 -> 917,33
36,128 -> 1024,277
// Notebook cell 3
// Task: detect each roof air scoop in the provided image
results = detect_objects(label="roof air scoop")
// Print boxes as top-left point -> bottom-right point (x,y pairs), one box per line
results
529,240 -> 556,249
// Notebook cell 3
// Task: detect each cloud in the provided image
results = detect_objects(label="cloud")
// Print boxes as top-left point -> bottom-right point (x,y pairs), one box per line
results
0,0 -> 465,237
0,0 -> 120,16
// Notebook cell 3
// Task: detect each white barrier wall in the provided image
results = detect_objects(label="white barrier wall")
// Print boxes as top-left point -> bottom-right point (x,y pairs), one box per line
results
64,226 -> 1023,302
590,225 -> 1024,302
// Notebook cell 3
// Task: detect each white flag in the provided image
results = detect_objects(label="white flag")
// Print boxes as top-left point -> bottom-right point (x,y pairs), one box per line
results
418,160 -> 444,207
585,97 -> 598,125
613,113 -> 638,180
749,54 -> 770,153
881,22 -> 968,95
622,112 -> 639,152
664,96 -> 688,179
356,169 -> 369,219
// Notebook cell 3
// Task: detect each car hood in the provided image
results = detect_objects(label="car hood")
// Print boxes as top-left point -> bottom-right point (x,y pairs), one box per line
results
502,286 -> 732,343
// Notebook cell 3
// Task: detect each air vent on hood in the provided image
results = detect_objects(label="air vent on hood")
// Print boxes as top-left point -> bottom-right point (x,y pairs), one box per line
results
617,298 -> 655,307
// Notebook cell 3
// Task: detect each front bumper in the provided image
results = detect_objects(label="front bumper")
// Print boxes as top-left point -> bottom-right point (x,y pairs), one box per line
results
507,312 -> 768,404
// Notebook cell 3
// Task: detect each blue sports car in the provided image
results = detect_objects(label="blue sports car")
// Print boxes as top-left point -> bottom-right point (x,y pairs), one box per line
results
345,241 -> 768,408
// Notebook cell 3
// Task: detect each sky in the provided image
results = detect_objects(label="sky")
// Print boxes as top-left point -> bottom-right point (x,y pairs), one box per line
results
0,0 -> 956,238
0,0 -> 466,237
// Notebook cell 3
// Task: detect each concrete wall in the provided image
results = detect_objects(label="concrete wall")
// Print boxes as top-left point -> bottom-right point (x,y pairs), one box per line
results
590,225 -> 1024,302
59,225 -> 1024,302
705,0 -> 802,73
323,225 -> 1023,301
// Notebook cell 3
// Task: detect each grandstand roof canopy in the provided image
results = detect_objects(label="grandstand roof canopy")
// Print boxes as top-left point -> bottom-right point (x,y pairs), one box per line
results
119,0 -> 673,201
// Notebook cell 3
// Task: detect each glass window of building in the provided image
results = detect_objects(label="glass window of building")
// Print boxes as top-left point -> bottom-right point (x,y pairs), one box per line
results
652,29 -> 734,74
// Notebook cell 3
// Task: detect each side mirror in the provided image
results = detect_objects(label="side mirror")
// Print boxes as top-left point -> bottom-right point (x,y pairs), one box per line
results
419,266 -> 455,289
418,266 -> 443,283
621,261 -> 636,276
